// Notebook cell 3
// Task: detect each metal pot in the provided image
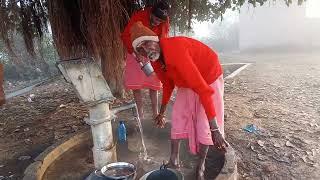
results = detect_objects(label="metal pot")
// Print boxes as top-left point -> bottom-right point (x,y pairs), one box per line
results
95,162 -> 137,180
139,164 -> 183,180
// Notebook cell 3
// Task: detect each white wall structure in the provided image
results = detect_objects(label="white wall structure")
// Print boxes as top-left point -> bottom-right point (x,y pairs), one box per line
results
239,0 -> 320,51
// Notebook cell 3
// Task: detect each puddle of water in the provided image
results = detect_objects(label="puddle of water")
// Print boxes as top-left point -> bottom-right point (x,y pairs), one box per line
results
43,116 -> 225,180
45,102 -> 225,180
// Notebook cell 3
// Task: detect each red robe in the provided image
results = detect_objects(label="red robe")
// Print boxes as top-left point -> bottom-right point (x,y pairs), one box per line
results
121,7 -> 169,54
152,37 -> 223,120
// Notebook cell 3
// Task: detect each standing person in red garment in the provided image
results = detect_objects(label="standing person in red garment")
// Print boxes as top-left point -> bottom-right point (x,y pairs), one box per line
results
0,63 -> 5,106
121,1 -> 170,119
130,22 -> 229,180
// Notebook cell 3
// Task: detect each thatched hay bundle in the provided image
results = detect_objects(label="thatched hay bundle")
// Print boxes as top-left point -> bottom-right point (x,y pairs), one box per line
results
48,0 -> 131,96
48,0 -> 88,59
80,0 -> 130,96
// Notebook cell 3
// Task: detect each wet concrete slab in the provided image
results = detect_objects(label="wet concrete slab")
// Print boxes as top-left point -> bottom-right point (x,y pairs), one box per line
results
42,112 -> 225,180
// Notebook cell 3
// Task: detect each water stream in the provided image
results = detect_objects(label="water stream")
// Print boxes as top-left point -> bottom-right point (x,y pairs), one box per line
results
135,116 -> 148,160
133,106 -> 148,160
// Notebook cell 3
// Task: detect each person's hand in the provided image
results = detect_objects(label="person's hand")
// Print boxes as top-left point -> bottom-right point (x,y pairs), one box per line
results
154,104 -> 167,128
134,51 -> 144,63
211,129 -> 229,152
135,53 -> 143,62
154,113 -> 166,128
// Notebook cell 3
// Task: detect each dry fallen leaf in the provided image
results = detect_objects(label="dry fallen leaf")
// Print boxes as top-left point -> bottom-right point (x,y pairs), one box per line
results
257,140 -> 265,147
301,156 -> 308,163
274,142 -> 282,148
285,141 -> 295,148
257,154 -> 268,161
59,104 -> 67,108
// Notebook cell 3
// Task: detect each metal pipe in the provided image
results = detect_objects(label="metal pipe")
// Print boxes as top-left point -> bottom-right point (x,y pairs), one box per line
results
57,57 -> 117,170
111,101 -> 136,114
85,102 -> 117,169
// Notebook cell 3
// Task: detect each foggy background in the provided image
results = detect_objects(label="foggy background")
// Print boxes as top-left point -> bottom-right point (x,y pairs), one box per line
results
191,0 -> 320,53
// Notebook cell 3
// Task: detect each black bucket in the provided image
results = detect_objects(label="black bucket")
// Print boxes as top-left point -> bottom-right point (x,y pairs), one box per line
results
140,165 -> 183,180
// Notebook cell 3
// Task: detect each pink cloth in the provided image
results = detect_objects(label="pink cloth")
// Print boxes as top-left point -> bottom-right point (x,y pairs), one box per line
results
171,75 -> 224,154
124,53 -> 161,90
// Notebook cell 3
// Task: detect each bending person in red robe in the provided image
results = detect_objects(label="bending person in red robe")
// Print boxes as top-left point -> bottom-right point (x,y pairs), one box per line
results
121,1 -> 169,119
130,22 -> 228,180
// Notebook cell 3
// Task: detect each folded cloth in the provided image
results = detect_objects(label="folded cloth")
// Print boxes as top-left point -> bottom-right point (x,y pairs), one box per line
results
171,75 -> 224,154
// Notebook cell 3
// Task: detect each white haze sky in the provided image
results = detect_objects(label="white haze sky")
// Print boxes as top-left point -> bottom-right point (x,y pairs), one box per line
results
306,0 -> 320,18
193,0 -> 320,38
193,10 -> 238,38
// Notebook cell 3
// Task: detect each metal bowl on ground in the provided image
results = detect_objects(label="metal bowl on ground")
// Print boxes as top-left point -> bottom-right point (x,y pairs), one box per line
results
139,165 -> 183,180
95,162 -> 136,180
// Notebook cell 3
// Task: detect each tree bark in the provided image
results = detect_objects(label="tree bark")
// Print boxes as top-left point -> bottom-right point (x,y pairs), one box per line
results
188,0 -> 192,30
0,63 -> 5,106
100,50 -> 125,98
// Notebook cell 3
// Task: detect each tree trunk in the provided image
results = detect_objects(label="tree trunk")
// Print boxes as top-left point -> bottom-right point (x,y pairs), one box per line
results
188,0 -> 192,30
0,63 -> 5,105
4,45 -> 26,78
36,39 -> 52,76
100,50 -> 125,98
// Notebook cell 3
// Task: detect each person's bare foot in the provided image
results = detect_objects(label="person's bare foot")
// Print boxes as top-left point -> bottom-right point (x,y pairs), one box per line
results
196,159 -> 206,180
164,160 -> 181,170
196,165 -> 205,180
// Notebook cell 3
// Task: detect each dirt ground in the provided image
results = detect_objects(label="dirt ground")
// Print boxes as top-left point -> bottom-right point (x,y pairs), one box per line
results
0,78 -> 131,180
1,52 -> 320,179
222,52 -> 320,179
0,79 -> 88,180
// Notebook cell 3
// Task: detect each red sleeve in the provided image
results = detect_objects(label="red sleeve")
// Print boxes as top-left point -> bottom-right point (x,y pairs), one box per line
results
121,12 -> 140,54
170,48 -> 216,120
161,79 -> 174,105
152,62 -> 174,105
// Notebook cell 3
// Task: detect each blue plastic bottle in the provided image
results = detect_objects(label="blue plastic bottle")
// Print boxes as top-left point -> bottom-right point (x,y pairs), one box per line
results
118,121 -> 127,143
